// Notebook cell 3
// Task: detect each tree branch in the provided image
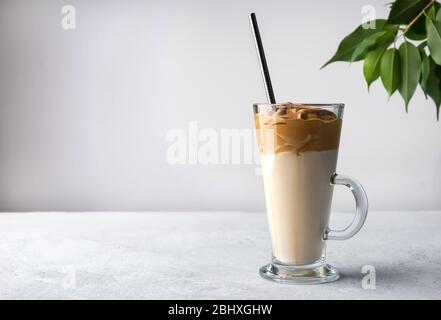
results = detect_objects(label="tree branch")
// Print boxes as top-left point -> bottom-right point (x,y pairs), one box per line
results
401,0 -> 436,36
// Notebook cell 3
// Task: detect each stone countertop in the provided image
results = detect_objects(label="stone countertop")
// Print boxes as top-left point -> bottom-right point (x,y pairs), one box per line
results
0,211 -> 440,300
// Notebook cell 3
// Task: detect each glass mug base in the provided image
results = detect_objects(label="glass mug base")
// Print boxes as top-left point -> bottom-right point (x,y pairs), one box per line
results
259,259 -> 340,285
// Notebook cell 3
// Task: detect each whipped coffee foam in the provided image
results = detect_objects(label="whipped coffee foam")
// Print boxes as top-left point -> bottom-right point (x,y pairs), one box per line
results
255,103 -> 342,155
255,104 -> 342,265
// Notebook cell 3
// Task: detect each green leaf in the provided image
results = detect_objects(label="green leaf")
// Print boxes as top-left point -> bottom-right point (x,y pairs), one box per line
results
426,3 -> 441,26
420,48 -> 430,98
398,42 -> 421,111
427,3 -> 439,20
380,48 -> 401,96
426,15 -> 441,65
363,46 -> 388,89
351,31 -> 387,61
426,56 -> 441,120
387,0 -> 432,24
321,20 -> 387,68
375,26 -> 399,47
437,5 -> 441,21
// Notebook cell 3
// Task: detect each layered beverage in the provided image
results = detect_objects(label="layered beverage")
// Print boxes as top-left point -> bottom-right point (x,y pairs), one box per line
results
254,103 -> 342,265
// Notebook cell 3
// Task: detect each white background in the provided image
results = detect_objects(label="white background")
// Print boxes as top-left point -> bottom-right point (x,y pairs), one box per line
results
0,0 -> 440,211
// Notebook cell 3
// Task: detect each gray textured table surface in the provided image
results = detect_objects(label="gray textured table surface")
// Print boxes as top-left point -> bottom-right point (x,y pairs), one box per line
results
0,211 -> 440,300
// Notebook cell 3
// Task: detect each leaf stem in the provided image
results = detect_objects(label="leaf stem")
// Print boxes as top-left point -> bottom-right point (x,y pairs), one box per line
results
401,0 -> 436,37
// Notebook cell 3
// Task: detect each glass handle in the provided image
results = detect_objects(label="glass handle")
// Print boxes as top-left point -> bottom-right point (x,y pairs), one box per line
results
325,173 -> 369,241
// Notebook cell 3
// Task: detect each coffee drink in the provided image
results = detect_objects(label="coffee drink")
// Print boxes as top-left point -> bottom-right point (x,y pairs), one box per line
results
254,103 -> 342,265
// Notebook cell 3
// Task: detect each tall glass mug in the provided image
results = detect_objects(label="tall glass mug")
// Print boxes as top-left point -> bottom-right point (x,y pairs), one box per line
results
254,103 -> 368,284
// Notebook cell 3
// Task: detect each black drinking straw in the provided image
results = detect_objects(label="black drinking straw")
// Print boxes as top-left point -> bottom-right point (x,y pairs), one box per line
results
249,12 -> 276,104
